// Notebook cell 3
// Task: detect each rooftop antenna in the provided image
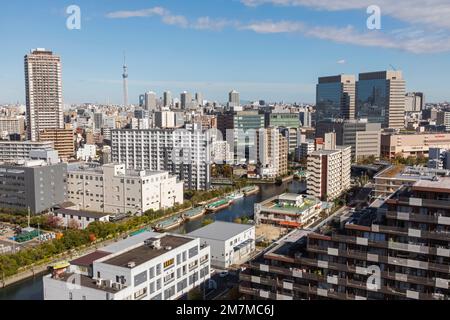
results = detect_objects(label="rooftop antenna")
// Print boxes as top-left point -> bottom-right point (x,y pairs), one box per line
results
389,64 -> 397,71
122,52 -> 129,107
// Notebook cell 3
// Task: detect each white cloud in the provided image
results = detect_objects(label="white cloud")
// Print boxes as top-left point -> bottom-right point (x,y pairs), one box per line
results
106,6 -> 450,54
241,0 -> 450,30
337,59 -> 346,64
105,7 -> 167,19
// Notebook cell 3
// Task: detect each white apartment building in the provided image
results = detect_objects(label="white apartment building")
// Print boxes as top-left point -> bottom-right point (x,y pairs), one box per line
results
188,221 -> 255,269
76,144 -> 97,161
111,128 -> 211,190
257,128 -> 288,178
0,140 -> 55,162
0,116 -> 25,137
154,110 -> 175,129
295,139 -> 315,162
43,232 -> 211,300
67,163 -> 183,215
307,139 -> 351,202
131,118 -> 150,130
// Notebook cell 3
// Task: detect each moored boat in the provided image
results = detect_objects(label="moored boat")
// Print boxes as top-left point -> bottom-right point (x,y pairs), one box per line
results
242,185 -> 260,196
206,199 -> 232,212
183,207 -> 206,221
154,215 -> 183,232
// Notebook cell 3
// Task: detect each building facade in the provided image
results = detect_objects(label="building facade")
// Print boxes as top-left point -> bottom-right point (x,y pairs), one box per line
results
241,178 -> 450,300
188,221 -> 255,269
316,75 -> 356,123
25,49 -> 64,141
43,232 -> 211,300
356,70 -> 405,129
39,128 -> 74,160
0,141 -> 55,162
0,160 -> 67,214
380,132 -> 450,159
111,128 -> 210,190
307,136 -> 351,201
67,163 -> 183,215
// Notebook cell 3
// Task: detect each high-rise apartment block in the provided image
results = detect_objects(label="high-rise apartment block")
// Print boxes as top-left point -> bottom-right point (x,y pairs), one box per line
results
111,129 -> 210,190
39,128 -> 74,160
25,49 -> 63,141
229,90 -> 240,107
144,91 -> 157,111
257,128 -> 288,178
241,178 -> 450,300
307,133 -> 351,201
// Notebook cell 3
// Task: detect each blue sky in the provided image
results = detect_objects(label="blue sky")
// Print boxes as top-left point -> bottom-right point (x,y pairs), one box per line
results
1,0 -> 450,104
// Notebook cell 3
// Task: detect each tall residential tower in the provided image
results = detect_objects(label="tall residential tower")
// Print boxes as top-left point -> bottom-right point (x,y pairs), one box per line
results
25,49 -> 63,141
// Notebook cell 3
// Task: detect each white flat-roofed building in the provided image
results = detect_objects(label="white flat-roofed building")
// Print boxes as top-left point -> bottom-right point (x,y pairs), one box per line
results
76,144 -> 97,161
255,193 -> 323,229
67,163 -> 183,215
188,221 -> 255,269
0,140 -> 55,162
43,232 -> 211,300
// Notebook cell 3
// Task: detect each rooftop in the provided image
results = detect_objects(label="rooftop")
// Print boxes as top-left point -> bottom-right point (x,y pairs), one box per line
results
188,221 -> 254,241
101,231 -> 158,253
259,194 -> 321,216
103,235 -> 193,268
52,273 -> 119,293
70,251 -> 110,267
56,208 -> 110,219
413,177 -> 450,192
376,165 -> 450,181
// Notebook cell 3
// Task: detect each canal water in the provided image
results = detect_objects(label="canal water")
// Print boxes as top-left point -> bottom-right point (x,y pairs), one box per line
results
0,180 -> 305,300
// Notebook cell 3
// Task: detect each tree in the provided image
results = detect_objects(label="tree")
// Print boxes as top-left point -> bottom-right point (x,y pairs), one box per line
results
68,219 -> 81,230
45,215 -> 63,229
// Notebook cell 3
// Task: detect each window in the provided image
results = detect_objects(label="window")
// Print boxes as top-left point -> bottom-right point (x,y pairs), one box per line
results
189,246 -> 198,258
150,282 -> 155,294
134,271 -> 148,286
149,267 -> 155,278
177,279 -> 188,292
156,264 -> 161,275
164,286 -> 175,299
156,279 -> 161,290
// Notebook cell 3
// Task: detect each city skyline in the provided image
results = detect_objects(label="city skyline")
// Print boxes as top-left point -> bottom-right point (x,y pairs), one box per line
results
0,0 -> 450,105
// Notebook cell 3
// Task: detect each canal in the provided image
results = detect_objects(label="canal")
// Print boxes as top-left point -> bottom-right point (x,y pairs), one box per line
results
0,180 -> 305,300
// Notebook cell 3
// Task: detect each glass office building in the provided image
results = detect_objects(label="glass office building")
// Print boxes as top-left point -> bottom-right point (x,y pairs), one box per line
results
356,71 -> 405,129
316,75 -> 355,123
